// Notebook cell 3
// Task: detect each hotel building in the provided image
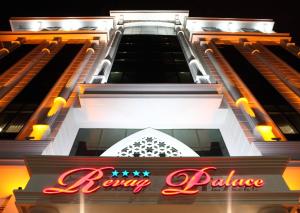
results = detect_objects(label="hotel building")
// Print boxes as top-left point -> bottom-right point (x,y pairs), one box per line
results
0,10 -> 299,213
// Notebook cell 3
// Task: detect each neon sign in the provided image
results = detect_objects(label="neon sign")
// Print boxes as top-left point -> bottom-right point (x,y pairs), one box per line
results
43,167 -> 264,196
43,167 -> 151,194
162,167 -> 264,196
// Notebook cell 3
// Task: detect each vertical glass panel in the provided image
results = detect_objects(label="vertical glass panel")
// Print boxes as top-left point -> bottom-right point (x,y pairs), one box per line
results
108,35 -> 193,83
217,44 -> 300,140
265,45 -> 300,73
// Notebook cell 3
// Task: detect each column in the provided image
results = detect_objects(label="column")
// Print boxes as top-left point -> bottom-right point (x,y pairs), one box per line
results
30,41 -> 98,140
200,40 -> 279,141
176,27 -> 214,84
241,40 -> 300,97
0,39 -> 59,99
90,27 -> 123,83
0,38 -> 23,60
281,40 -> 300,58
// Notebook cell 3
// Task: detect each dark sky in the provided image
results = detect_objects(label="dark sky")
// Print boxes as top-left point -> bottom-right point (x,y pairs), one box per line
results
0,0 -> 299,43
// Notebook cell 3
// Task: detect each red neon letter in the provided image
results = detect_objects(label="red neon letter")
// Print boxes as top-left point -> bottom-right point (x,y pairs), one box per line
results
254,179 -> 264,187
161,167 -> 216,195
43,167 -> 114,194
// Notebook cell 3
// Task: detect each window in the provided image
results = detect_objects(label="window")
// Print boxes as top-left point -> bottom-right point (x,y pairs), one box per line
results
202,27 -> 222,32
70,128 -> 229,157
107,35 -> 193,83
42,27 -> 61,31
241,28 -> 261,33
78,26 -> 97,31
217,44 -> 300,140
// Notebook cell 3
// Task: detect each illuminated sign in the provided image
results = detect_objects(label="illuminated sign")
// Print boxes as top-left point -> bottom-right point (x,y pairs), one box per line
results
43,167 -> 151,194
43,167 -> 264,196
162,167 -> 264,196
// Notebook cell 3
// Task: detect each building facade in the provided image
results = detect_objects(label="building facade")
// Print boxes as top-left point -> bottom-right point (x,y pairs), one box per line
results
0,10 -> 299,213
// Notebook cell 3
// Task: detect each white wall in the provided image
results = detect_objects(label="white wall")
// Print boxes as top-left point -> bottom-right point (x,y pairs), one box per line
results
43,95 -> 261,156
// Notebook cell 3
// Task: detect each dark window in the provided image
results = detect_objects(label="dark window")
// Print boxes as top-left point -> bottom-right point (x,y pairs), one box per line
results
264,45 -> 300,73
217,45 -> 300,140
241,28 -> 261,33
42,27 -> 61,31
107,35 -> 193,83
70,128 -> 229,157
0,44 -> 37,75
202,27 -> 222,32
78,26 -> 97,31
0,44 -> 83,139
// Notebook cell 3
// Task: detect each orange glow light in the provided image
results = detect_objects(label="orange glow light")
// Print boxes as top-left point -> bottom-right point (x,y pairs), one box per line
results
0,166 -> 29,198
47,97 -> 66,117
256,125 -> 276,142
235,97 -> 255,117
282,167 -> 300,190
30,124 -> 50,140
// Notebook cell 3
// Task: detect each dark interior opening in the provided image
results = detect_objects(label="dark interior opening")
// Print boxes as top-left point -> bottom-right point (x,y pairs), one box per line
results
70,128 -> 229,157
265,45 -> 300,73
0,44 -> 83,139
217,44 -> 300,140
0,44 -> 37,75
108,35 -> 193,83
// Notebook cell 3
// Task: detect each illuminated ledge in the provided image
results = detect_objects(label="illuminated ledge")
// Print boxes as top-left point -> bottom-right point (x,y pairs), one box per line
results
9,17 -> 114,32
0,140 -> 50,159
190,32 -> 291,43
186,17 -> 275,33
110,10 -> 189,24
0,31 -> 108,41
22,155 -> 289,174
254,141 -> 300,160
81,84 -> 221,95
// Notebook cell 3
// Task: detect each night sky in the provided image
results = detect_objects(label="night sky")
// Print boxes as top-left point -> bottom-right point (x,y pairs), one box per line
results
0,0 -> 299,43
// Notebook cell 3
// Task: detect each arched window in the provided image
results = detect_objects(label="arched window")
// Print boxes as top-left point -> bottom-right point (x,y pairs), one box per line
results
101,128 -> 199,157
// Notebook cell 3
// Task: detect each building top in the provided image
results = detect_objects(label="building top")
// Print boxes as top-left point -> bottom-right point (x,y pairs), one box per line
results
9,16 -> 114,32
9,10 -> 275,34
186,17 -> 275,33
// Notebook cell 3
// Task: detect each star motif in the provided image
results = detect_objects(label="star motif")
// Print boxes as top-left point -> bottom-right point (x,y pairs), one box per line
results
142,170 -> 151,177
159,152 -> 166,157
145,137 -> 153,142
111,170 -> 119,177
158,142 -> 166,147
122,170 -> 129,177
121,147 -> 129,152
146,147 -> 153,153
132,170 -> 140,177
133,142 -> 141,147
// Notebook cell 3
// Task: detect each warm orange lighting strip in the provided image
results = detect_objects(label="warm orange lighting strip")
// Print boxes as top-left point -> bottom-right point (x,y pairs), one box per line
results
282,167 -> 300,190
29,124 -> 50,140
235,97 -> 255,117
255,125 -> 276,142
235,98 -> 278,141
0,166 -> 29,198
47,97 -> 66,117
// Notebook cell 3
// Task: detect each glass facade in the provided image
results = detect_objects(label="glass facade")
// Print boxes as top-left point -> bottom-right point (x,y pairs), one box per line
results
70,128 -> 229,157
265,45 -> 300,73
0,44 -> 83,139
108,35 -> 194,83
217,44 -> 300,140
